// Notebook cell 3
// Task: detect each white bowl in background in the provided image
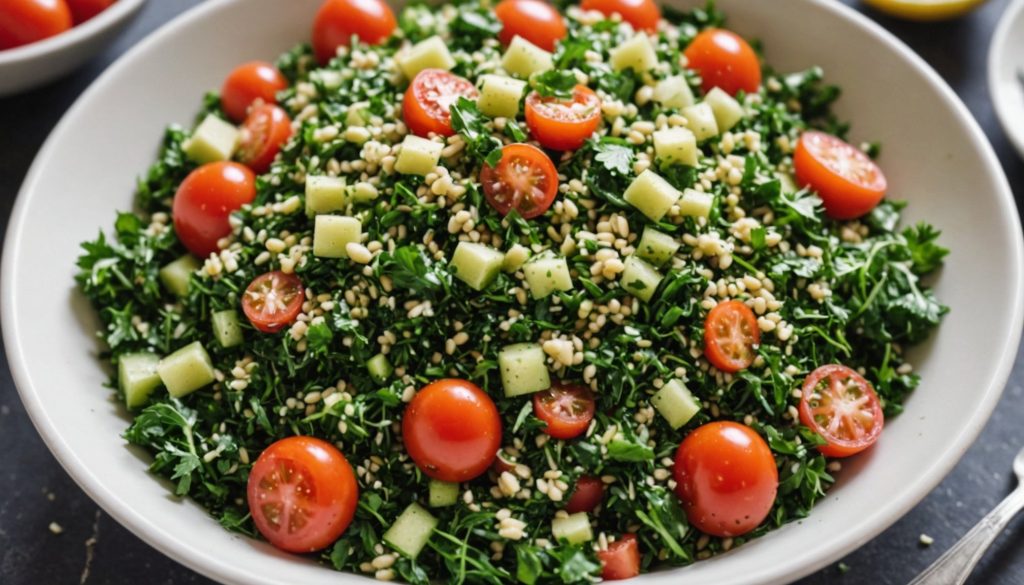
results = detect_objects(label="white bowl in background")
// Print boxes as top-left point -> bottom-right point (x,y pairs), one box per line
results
990,0 -> 1024,159
3,0 -> 1022,584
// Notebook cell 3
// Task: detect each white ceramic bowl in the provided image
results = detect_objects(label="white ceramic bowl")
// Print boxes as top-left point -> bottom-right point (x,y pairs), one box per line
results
0,0 -> 147,96
3,0 -> 1022,583
990,0 -> 1024,160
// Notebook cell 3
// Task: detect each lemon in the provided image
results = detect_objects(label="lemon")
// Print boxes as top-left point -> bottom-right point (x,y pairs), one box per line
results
863,0 -> 988,21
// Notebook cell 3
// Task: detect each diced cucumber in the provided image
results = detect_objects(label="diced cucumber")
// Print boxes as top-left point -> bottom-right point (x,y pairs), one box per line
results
776,171 -> 798,194
383,503 -> 438,559
610,33 -> 658,73
652,378 -> 701,429
182,114 -> 238,164
498,343 -> 551,397
502,244 -> 531,273
652,75 -> 695,109
119,353 -> 162,409
428,480 -> 459,508
311,69 -> 344,91
346,101 -> 370,127
395,135 -> 443,176
159,255 -> 200,296
398,36 -> 455,79
679,188 -> 713,218
704,87 -> 745,132
305,175 -> 348,216
211,310 -> 244,348
623,170 -> 681,222
653,127 -> 699,167
621,256 -> 664,303
157,341 -> 215,398
367,353 -> 393,383
522,254 -> 573,299
551,512 -> 593,545
636,227 -> 680,267
313,215 -> 362,259
478,75 -> 528,118
681,102 -> 719,142
350,181 -> 379,203
501,35 -> 553,78
450,242 -> 505,291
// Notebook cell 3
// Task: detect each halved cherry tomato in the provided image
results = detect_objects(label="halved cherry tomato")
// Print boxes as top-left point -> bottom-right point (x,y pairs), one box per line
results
403,379 -> 502,482
533,382 -> 596,440
794,131 -> 888,220
172,161 -> 256,258
221,61 -> 288,122
65,0 -> 114,24
0,0 -> 72,50
598,534 -> 641,581
495,0 -> 567,52
580,0 -> 660,33
684,29 -> 762,96
799,365 -> 884,458
564,476 -> 604,513
312,0 -> 396,65
238,104 -> 293,174
242,271 -> 305,334
703,300 -> 760,373
524,85 -> 602,151
403,69 -> 479,138
480,143 -> 558,219
673,421 -> 778,537
247,436 -> 358,553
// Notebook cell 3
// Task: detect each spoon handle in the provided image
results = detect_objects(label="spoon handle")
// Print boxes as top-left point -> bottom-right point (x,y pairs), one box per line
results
908,487 -> 1024,585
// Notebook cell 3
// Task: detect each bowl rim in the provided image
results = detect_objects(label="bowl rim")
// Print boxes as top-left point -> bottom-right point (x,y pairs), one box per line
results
3,0 -> 1023,583
989,0 -> 1024,160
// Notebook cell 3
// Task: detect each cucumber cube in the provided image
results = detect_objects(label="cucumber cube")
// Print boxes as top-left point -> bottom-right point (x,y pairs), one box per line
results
776,171 -> 797,194
552,512 -> 593,545
395,135 -> 443,176
119,353 -> 162,409
623,170 -> 681,222
478,75 -> 528,118
502,244 -> 531,273
182,114 -> 238,164
652,75 -> 695,109
157,341 -> 215,398
450,242 -> 505,291
681,103 -> 719,142
383,503 -> 438,559
704,87 -> 745,132
159,255 -> 200,296
621,256 -> 663,303
398,36 -> 456,79
311,69 -> 344,91
501,35 -> 553,78
652,378 -> 701,429
609,33 -> 658,73
346,101 -> 370,127
350,181 -> 379,203
367,353 -> 393,383
499,342 -> 551,397
653,127 -> 698,167
428,480 -> 459,508
211,310 -> 244,348
313,215 -> 362,259
305,175 -> 348,216
522,254 -> 573,299
636,227 -> 680,267
679,188 -> 713,218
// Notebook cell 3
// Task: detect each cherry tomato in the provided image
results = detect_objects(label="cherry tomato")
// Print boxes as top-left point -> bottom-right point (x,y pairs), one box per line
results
580,0 -> 660,33
247,436 -> 358,553
172,161 -> 256,258
799,365 -> 884,458
0,0 -> 72,50
242,271 -> 305,334
598,534 -> 641,581
403,379 -> 502,482
312,0 -> 396,65
564,476 -> 604,513
684,29 -> 762,96
793,131 -> 888,220
673,421 -> 778,537
237,104 -> 293,175
480,143 -> 558,219
403,69 -> 479,138
703,300 -> 760,373
220,61 -> 288,122
533,382 -> 596,440
524,85 -> 602,151
495,0 -> 566,52
65,0 -> 113,24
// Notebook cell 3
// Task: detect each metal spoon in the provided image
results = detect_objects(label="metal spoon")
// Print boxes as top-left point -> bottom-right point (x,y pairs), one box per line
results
908,446 -> 1024,585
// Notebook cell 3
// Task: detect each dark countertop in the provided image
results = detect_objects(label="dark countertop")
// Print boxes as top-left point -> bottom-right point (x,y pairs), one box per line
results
1,1 -> 1023,583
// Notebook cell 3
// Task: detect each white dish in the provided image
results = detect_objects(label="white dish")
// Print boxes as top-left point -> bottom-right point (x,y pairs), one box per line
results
990,0 -> 1024,159
3,0 -> 1022,583
0,0 -> 147,96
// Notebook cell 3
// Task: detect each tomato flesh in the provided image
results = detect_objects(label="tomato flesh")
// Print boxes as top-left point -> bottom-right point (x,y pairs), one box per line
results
403,69 -> 479,138
525,85 -> 602,151
703,300 -> 760,373
481,143 -> 559,219
312,0 -> 396,64
66,0 -> 114,24
495,0 -> 567,52
684,28 -> 762,96
238,104 -> 293,174
0,0 -> 72,50
172,161 -> 256,258
598,534 -> 641,581
242,271 -> 305,334
799,364 -> 884,458
794,131 -> 888,220
580,0 -> 660,33
221,61 -> 288,122
564,476 -> 604,513
533,382 -> 596,440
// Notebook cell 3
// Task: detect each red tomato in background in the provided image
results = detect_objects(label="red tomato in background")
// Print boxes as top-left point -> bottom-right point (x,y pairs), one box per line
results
703,300 -> 760,373
564,476 -> 604,513
533,382 -> 596,440
237,104 -> 293,174
799,364 -> 885,458
580,0 -> 660,33
65,0 -> 114,24
598,534 -> 641,580
172,161 -> 256,258
0,0 -> 72,50
221,61 -> 288,122
403,69 -> 479,138
242,271 -> 305,334
312,0 -> 396,65
684,28 -> 762,96
794,131 -> 888,220
524,85 -> 602,151
480,143 -> 558,219
495,0 -> 566,52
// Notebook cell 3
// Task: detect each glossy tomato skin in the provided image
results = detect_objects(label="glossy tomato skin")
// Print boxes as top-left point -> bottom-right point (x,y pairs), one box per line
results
673,422 -> 778,538
480,143 -> 559,219
238,104 -> 293,174
495,0 -> 567,52
564,476 -> 604,513
703,300 -> 760,373
799,364 -> 884,458
684,29 -> 762,96
533,382 -> 596,440
580,0 -> 660,33
598,534 -> 641,581
525,85 -> 602,151
403,69 -> 479,138
247,436 -> 359,553
0,0 -> 72,50
172,162 -> 256,258
65,0 -> 113,24
794,131 -> 888,220
312,0 -> 396,65
403,379 -> 502,482
242,271 -> 305,334
221,61 -> 288,122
